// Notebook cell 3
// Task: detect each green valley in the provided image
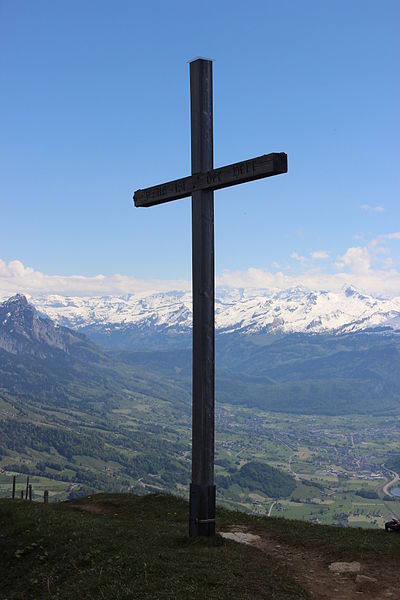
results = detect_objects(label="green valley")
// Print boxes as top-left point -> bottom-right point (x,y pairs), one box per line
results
1,296 -> 399,528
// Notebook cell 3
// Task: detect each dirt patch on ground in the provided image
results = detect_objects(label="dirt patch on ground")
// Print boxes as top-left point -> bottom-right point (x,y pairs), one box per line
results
220,526 -> 398,600
68,500 -> 117,515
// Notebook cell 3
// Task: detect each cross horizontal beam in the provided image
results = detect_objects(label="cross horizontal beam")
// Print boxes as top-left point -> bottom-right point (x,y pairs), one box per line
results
134,152 -> 287,208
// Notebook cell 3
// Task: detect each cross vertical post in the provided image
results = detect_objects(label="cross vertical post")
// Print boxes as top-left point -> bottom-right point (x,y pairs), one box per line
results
133,59 -> 288,539
189,58 -> 216,537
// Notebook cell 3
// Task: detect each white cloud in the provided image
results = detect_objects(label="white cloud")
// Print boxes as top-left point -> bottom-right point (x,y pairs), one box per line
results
383,257 -> 394,268
368,233 -> 400,261
1,249 -> 400,301
0,259 -> 190,298
220,238 -> 400,297
218,264 -> 400,298
290,252 -> 306,263
370,232 -> 400,245
335,246 -> 371,274
311,250 -> 329,260
360,204 -> 385,212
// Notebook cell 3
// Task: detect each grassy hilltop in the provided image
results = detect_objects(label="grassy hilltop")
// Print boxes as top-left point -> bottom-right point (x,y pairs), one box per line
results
1,493 -> 399,599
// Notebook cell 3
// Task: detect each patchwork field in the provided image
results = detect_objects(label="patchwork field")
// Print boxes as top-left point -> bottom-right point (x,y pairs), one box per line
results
1,392 -> 399,528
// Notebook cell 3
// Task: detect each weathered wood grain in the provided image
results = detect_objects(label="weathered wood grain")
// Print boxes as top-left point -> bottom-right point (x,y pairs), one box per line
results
134,152 -> 287,207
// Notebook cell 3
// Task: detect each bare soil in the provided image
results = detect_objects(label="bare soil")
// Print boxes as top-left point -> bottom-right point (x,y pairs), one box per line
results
68,500 -> 117,514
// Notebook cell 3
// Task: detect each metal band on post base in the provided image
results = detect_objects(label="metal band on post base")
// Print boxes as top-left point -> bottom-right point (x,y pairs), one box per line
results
189,483 -> 216,537
189,58 -> 215,537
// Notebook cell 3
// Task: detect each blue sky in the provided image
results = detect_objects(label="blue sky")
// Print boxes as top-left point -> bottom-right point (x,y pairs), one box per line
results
1,0 -> 399,297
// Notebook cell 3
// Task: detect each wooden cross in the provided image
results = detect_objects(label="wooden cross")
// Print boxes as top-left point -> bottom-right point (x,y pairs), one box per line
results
133,59 -> 287,537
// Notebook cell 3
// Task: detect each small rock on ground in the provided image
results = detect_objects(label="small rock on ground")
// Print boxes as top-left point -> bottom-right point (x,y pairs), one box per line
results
328,561 -> 361,573
356,575 -> 378,584
220,531 -> 261,545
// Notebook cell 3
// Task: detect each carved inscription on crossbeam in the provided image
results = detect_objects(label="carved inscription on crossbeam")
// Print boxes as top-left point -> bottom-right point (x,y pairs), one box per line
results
134,152 -> 287,208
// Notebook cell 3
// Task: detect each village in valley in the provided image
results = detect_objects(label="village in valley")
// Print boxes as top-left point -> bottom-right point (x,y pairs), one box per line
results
213,407 -> 400,528
2,393 -> 399,530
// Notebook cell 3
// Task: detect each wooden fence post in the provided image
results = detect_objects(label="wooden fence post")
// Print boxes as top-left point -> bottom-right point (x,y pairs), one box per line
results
25,476 -> 29,500
44,490 -> 49,504
12,475 -> 16,499
28,484 -> 32,501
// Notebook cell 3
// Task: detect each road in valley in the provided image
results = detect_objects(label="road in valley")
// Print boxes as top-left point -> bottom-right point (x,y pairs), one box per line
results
268,501 -> 276,517
383,468 -> 399,497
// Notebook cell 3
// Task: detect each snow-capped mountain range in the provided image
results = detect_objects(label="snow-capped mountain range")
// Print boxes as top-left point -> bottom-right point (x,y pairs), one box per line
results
10,286 -> 400,336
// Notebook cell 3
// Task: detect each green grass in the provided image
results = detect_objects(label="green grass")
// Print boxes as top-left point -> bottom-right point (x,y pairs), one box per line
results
2,397 -> 399,528
217,505 -> 400,559
2,492 -> 400,599
0,493 -> 310,600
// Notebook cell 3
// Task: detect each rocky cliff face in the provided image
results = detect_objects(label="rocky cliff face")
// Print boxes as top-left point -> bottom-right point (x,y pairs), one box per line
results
0,294 -> 68,357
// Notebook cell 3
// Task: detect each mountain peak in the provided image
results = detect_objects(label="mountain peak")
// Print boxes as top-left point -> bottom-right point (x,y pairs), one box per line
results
0,294 -> 68,357
344,285 -> 357,297
22,287 -> 400,350
4,293 -> 29,306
